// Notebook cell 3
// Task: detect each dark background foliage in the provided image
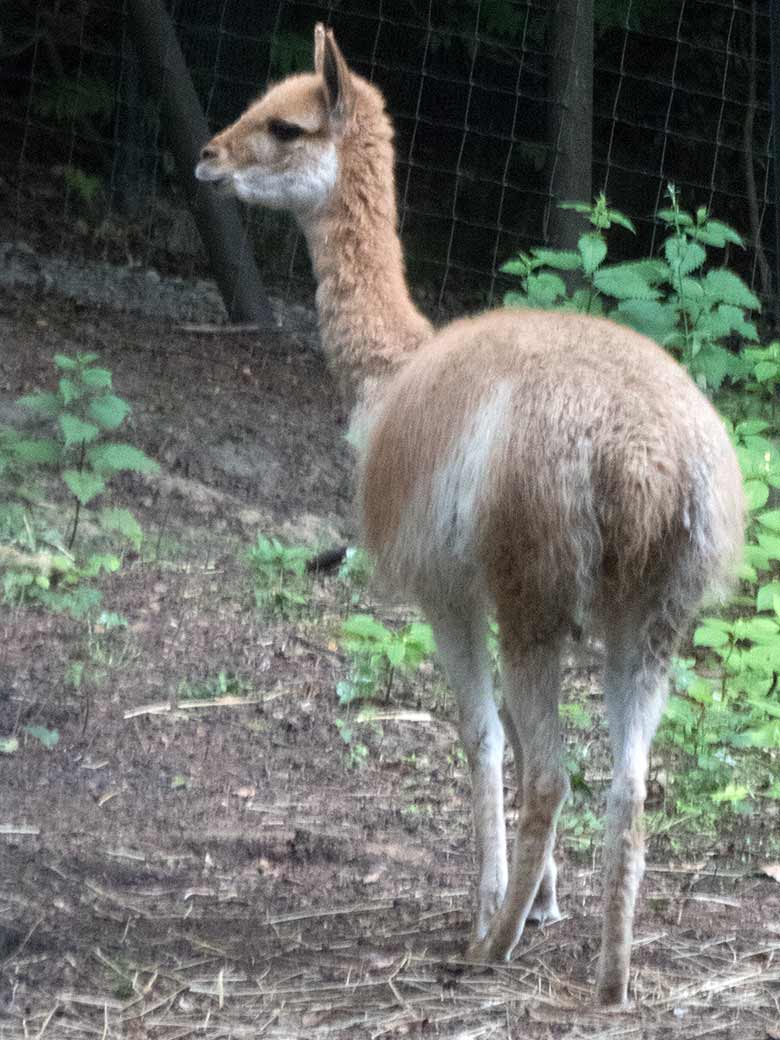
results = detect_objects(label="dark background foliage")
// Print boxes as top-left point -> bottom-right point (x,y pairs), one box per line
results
0,0 -> 773,314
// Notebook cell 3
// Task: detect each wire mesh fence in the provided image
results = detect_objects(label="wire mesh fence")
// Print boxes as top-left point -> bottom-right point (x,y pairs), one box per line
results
1,0 -> 775,319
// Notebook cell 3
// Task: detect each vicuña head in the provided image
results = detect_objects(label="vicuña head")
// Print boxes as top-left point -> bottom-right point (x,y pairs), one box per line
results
197,24 -> 432,399
197,25 -> 744,1008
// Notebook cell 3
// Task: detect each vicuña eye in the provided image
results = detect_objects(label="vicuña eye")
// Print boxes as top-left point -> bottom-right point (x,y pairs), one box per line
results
268,119 -> 305,142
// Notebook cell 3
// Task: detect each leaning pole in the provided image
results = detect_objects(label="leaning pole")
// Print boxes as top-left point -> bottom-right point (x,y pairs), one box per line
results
125,0 -> 274,325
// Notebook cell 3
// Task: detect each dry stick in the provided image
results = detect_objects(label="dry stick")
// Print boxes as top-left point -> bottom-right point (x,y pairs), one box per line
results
178,323 -> 280,334
123,694 -> 277,719
33,1004 -> 58,1040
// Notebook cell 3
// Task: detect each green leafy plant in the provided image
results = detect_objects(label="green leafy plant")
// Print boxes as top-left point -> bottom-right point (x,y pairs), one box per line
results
1,353 -> 157,618
247,534 -> 312,617
14,352 -> 156,549
337,614 -> 436,705
502,186 -> 759,390
337,546 -> 373,610
502,188 -> 780,836
181,671 -> 251,702
334,614 -> 435,764
63,166 -> 102,207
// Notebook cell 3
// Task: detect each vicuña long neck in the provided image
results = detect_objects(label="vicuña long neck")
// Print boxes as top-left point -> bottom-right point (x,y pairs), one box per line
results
300,110 -> 432,404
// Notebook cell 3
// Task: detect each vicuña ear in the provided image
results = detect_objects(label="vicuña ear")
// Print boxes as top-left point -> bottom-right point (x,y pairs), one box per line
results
314,22 -> 326,76
314,24 -> 355,124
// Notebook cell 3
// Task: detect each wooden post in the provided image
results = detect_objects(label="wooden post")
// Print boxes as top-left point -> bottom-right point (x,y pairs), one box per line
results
125,0 -> 275,325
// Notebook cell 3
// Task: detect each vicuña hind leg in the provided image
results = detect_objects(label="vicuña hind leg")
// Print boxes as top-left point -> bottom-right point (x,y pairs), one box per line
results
468,625 -> 569,962
596,606 -> 672,1006
500,704 -> 561,924
424,595 -> 507,941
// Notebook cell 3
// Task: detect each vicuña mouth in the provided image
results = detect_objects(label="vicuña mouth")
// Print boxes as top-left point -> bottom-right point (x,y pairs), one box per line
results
194,161 -> 230,184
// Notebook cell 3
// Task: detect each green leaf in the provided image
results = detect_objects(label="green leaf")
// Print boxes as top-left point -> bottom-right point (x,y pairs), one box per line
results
593,265 -> 661,300
80,367 -> 112,389
578,233 -> 607,275
404,621 -> 437,656
693,624 -> 730,648
606,209 -> 636,233
703,269 -> 760,310
757,531 -> 780,562
664,237 -> 706,276
59,413 -> 100,446
501,258 -> 528,276
615,300 -> 678,343
558,201 -> 593,214
80,552 -> 121,577
12,438 -> 61,465
711,782 -> 749,804
714,304 -> 758,341
385,641 -> 406,668
17,391 -> 60,417
53,354 -> 77,371
23,724 -> 59,749
740,616 -> 780,642
744,480 -> 769,511
62,468 -> 106,505
693,221 -> 744,248
87,394 -> 130,430
98,507 -> 143,549
526,272 -> 566,308
692,343 -> 734,390
529,248 -> 581,271
342,614 -> 392,644
754,361 -> 780,383
757,510 -> 780,533
757,582 -> 780,612
736,419 -> 770,436
657,208 -> 694,227
86,443 -> 159,475
730,723 -> 780,749
58,377 -> 79,405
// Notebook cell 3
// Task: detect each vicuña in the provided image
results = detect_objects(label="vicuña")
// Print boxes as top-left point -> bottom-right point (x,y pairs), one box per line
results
196,24 -> 744,1006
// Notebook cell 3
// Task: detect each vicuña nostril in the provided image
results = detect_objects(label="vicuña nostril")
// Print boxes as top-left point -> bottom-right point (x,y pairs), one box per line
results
200,145 -> 220,160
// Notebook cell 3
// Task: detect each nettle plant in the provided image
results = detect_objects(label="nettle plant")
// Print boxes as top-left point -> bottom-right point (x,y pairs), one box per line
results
503,189 -> 780,830
1,353 -> 158,617
335,613 -> 436,763
247,534 -> 312,617
503,186 -> 759,391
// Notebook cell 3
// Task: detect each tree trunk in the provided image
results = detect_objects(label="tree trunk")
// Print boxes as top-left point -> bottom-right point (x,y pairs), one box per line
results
125,0 -> 274,325
547,0 -> 594,251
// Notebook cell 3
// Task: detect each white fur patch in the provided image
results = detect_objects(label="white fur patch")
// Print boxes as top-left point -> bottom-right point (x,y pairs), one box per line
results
378,382 -> 514,593
428,382 -> 514,561
232,145 -> 338,214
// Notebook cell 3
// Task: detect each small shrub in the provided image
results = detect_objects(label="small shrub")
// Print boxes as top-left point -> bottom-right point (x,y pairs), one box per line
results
1,352 -> 157,618
247,534 -> 311,616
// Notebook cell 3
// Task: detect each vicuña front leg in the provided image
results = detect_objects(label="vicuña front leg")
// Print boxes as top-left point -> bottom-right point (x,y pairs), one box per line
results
425,597 -> 507,940
468,633 -> 568,962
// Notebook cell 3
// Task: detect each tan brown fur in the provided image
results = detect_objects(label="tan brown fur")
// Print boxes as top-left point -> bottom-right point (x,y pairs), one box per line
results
196,25 -> 744,1008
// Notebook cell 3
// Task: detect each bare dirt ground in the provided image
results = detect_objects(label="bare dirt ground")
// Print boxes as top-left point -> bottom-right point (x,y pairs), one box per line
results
1,267 -> 779,1040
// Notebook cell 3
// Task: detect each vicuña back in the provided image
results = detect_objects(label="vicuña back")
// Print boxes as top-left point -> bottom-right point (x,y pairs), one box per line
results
196,24 -> 744,1007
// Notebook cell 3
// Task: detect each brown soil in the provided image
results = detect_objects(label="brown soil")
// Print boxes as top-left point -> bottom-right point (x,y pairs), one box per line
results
1,285 -> 779,1039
